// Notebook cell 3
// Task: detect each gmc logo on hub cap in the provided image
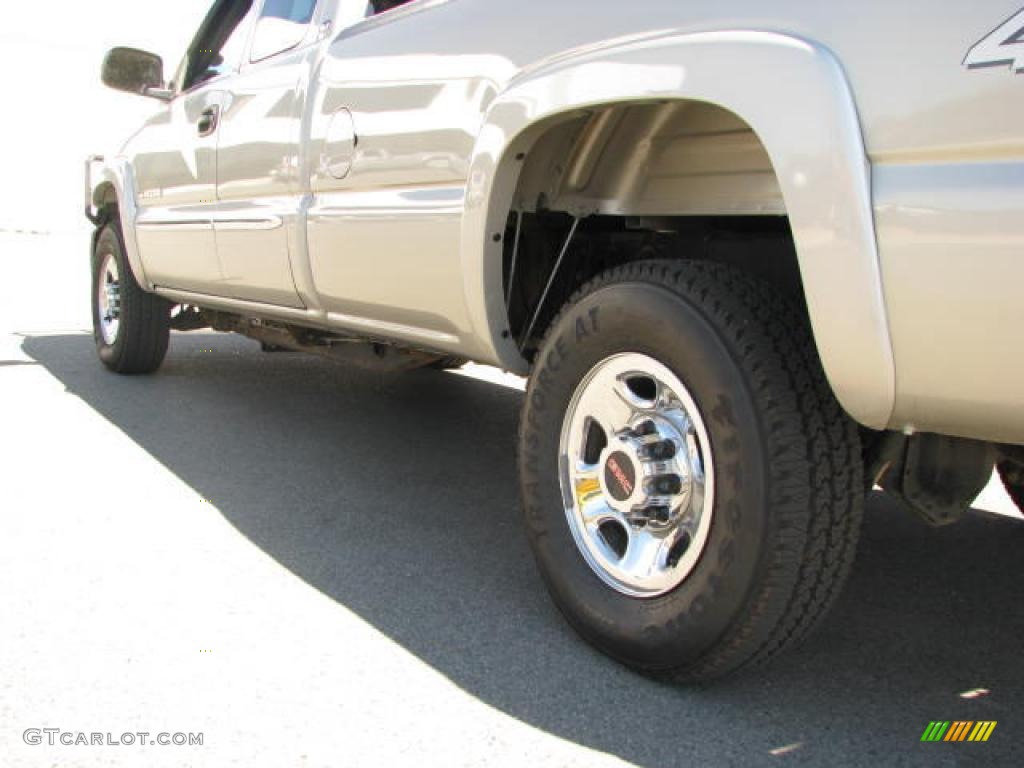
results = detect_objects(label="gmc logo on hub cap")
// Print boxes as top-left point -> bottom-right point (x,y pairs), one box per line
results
605,452 -> 636,501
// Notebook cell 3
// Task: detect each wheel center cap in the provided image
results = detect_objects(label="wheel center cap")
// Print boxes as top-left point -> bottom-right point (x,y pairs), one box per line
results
604,451 -> 637,502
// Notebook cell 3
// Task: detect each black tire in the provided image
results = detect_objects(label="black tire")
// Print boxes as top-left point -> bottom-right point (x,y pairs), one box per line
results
429,356 -> 468,370
91,217 -> 171,374
518,260 -> 863,682
998,460 -> 1024,513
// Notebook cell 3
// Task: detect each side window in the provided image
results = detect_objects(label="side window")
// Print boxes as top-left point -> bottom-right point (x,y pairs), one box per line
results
368,0 -> 414,14
183,0 -> 257,91
250,0 -> 319,62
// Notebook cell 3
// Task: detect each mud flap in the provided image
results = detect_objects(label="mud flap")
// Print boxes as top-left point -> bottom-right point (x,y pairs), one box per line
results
877,434 -> 996,525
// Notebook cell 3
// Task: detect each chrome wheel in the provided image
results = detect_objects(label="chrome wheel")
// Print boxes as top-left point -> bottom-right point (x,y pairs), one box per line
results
558,353 -> 714,598
97,252 -> 121,345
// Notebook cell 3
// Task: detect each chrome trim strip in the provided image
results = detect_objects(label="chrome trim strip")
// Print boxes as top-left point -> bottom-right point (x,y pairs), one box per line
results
309,185 -> 465,220
136,220 -> 210,232
139,217 -> 284,231
212,216 -> 284,231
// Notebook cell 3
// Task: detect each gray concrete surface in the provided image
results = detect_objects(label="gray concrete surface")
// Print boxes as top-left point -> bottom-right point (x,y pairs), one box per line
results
1,232 -> 1022,767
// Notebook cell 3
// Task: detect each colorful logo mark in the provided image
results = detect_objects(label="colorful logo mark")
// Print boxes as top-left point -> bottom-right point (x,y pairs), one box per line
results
921,721 -> 997,742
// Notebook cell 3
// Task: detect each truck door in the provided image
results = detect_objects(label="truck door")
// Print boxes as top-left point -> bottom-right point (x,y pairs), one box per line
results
304,0 -> 482,345
132,0 -> 257,296
213,0 -> 327,309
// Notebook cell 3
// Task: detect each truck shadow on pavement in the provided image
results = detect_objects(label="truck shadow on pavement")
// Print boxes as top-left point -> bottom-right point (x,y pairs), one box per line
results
24,332 -> 1024,767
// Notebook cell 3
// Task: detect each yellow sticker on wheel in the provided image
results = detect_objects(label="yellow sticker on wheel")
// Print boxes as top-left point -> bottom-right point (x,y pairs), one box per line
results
575,477 -> 602,506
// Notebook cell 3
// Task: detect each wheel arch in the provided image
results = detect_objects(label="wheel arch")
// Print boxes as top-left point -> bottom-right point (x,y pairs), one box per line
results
461,30 -> 895,429
89,158 -> 150,290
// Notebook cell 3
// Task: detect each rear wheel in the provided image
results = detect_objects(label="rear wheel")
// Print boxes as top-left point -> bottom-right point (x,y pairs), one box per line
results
91,217 -> 171,374
998,460 -> 1024,513
518,260 -> 863,682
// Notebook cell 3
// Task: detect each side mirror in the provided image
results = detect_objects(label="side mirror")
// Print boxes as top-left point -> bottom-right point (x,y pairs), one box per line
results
101,47 -> 173,101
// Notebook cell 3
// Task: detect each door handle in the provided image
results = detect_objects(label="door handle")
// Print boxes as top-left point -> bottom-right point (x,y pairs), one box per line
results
197,105 -> 220,137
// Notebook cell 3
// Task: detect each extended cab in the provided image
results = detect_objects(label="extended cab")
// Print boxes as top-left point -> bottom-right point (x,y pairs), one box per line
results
87,0 -> 1024,681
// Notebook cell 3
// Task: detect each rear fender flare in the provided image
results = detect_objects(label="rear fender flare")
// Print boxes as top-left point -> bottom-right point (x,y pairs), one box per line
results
461,30 -> 895,429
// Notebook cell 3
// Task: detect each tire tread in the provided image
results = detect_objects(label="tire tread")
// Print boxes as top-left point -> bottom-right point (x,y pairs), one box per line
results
534,259 -> 863,682
93,217 -> 170,374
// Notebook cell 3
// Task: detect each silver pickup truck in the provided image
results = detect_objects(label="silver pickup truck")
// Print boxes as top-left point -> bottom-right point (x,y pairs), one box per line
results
87,0 -> 1024,681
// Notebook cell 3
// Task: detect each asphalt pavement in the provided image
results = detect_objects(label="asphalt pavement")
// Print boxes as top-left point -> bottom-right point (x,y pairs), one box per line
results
1,232 -> 1022,767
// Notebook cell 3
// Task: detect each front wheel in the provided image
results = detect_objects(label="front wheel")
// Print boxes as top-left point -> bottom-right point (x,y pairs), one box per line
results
518,260 -> 863,682
91,218 -> 171,374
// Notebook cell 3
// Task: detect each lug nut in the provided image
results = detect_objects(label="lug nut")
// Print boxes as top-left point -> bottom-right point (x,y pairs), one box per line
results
646,505 -> 671,523
634,420 -> 658,436
648,474 -> 683,495
640,440 -> 676,461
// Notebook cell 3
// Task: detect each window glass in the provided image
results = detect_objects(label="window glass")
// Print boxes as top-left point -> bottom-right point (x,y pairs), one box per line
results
217,12 -> 255,74
251,0 -> 319,62
368,0 -> 413,15
183,0 -> 256,90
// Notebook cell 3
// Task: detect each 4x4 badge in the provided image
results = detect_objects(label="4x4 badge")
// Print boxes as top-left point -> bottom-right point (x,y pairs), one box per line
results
964,7 -> 1024,72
